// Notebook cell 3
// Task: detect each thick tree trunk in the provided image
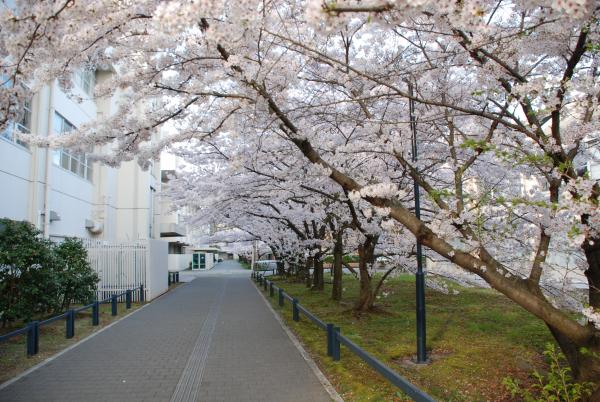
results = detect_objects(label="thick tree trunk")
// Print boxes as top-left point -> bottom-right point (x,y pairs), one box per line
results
548,325 -> 600,400
355,235 -> 378,311
332,231 -> 343,301
578,235 -> 600,398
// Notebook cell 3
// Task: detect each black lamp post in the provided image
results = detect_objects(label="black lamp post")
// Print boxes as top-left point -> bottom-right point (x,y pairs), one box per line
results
408,82 -> 427,363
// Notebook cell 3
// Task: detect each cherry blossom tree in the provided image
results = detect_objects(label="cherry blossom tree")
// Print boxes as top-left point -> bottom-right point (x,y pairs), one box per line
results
1,0 -> 599,392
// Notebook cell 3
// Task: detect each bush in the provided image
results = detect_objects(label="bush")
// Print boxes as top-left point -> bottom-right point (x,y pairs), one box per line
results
0,219 -> 60,325
503,343 -> 593,401
54,238 -> 99,311
0,219 -> 98,326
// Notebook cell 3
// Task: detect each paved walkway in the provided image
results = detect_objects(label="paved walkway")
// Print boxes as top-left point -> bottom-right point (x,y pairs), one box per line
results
0,261 -> 333,402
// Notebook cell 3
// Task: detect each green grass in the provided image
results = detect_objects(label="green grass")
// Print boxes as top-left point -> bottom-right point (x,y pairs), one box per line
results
264,274 -> 553,401
0,302 -> 143,384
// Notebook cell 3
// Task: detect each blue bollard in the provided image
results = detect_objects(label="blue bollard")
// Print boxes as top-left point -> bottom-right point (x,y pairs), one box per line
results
264,278 -> 268,291
66,310 -> 75,339
326,323 -> 334,357
126,289 -> 132,309
292,298 -> 299,322
27,321 -> 39,356
332,326 -> 341,361
111,295 -> 117,316
278,288 -> 284,307
92,301 -> 100,326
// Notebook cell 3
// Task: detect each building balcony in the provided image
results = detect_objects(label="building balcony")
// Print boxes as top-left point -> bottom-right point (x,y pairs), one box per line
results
160,222 -> 186,237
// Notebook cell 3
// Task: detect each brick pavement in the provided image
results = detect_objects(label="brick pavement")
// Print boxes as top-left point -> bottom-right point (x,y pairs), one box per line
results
0,261 -> 333,402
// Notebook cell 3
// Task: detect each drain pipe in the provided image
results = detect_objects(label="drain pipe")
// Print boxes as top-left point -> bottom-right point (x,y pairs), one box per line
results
43,83 -> 54,238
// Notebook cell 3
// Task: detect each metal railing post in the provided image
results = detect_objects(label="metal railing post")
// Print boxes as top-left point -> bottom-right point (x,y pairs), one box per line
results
92,301 -> 100,326
111,295 -> 118,316
66,310 -> 75,339
327,323 -> 334,357
278,288 -> 284,307
264,278 -> 268,291
126,289 -> 132,309
140,284 -> 144,303
27,321 -> 39,356
269,282 -> 274,297
292,298 -> 300,322
332,326 -> 341,361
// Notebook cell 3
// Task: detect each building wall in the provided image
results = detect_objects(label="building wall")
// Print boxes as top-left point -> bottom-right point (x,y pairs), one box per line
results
0,139 -> 31,221
0,72 -> 162,242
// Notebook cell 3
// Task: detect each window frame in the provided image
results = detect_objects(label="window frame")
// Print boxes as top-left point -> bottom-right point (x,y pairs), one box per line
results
76,69 -> 95,96
52,112 -> 93,182
1,83 -> 32,149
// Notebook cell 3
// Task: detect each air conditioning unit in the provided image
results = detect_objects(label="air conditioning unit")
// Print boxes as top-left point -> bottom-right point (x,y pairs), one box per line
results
49,210 -> 61,222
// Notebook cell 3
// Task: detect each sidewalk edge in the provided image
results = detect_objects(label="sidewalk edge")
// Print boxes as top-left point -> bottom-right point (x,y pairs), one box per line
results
252,279 -> 344,402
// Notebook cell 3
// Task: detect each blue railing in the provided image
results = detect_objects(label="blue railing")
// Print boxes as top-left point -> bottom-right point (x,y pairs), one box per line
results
252,272 -> 436,402
0,284 -> 144,357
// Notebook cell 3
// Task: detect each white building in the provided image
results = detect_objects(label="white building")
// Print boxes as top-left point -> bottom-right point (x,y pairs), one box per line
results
0,70 -> 161,242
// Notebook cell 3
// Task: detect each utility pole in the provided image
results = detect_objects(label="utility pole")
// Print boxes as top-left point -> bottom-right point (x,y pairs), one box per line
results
409,82 -> 427,363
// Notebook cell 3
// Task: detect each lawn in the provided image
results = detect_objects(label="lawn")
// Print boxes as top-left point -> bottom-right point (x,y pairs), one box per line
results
0,301 -> 143,384
263,274 -> 554,401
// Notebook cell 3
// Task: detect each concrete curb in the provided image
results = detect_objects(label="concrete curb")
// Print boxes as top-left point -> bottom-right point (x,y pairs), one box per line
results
252,279 -> 344,402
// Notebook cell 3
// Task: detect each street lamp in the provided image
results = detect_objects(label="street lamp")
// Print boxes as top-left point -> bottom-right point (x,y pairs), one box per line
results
408,82 -> 427,363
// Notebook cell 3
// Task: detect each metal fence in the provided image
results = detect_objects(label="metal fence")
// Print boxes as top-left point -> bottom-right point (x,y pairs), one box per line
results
82,239 -> 147,302
0,285 -> 144,357
252,272 -> 436,402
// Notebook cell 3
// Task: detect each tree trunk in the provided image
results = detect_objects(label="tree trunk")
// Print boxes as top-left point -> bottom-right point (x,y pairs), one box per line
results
579,235 -> 600,398
355,235 -> 378,311
305,256 -> 313,288
583,236 -> 600,310
313,253 -> 324,291
548,325 -> 600,400
332,231 -> 343,301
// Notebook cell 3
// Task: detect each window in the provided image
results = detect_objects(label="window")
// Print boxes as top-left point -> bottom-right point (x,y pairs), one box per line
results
76,69 -> 95,96
1,80 -> 32,148
52,112 -> 93,181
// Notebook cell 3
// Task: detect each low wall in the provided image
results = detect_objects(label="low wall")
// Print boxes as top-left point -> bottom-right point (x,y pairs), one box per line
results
146,239 -> 169,300
168,254 -> 193,272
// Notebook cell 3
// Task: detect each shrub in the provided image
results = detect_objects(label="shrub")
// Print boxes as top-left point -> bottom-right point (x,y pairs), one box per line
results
54,238 -> 99,311
503,343 -> 593,401
0,219 -> 61,325
0,219 -> 99,325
